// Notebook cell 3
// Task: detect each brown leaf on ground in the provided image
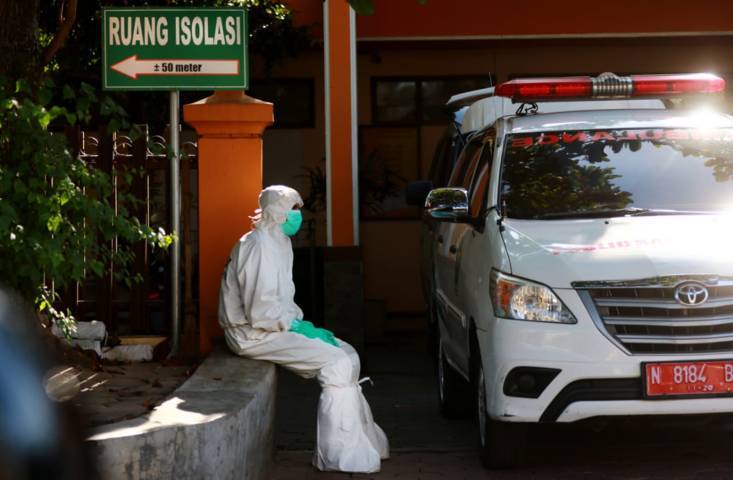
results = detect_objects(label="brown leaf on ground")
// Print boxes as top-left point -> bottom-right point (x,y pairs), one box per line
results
162,356 -> 192,367
116,389 -> 144,398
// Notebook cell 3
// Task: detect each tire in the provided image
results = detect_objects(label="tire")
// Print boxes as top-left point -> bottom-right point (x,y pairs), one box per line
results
475,359 -> 528,468
437,334 -> 472,418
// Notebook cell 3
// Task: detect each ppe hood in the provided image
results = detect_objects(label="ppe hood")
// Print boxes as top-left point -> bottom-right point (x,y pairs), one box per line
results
253,185 -> 303,228
501,214 -> 733,288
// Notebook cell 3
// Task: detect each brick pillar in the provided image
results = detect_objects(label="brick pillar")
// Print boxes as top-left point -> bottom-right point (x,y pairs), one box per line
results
184,91 -> 273,355
324,0 -> 359,246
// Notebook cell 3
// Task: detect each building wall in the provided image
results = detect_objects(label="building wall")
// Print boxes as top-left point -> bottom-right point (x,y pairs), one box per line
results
253,4 -> 733,318
356,0 -> 733,39
287,0 -> 733,39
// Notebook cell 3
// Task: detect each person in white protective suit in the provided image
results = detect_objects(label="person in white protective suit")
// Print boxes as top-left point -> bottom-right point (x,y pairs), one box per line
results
218,185 -> 389,473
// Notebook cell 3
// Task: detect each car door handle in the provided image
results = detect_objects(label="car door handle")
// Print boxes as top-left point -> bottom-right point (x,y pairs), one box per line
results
438,235 -> 444,244
449,245 -> 457,254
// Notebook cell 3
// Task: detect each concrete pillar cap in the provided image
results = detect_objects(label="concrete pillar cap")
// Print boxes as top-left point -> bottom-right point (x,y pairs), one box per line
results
183,91 -> 274,137
192,90 -> 272,106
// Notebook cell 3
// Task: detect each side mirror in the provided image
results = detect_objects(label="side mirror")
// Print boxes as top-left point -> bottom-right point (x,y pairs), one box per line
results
425,188 -> 470,221
406,180 -> 434,206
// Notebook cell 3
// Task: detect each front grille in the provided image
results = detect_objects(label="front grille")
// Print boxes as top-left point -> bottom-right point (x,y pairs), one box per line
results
576,277 -> 733,355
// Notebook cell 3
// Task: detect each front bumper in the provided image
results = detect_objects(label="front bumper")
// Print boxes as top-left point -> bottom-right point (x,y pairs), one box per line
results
477,289 -> 733,423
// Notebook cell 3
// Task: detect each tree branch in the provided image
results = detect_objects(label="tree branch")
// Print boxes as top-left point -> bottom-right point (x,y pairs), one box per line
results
42,0 -> 77,66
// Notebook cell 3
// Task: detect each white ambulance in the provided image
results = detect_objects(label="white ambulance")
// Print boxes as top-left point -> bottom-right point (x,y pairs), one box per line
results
412,73 -> 733,467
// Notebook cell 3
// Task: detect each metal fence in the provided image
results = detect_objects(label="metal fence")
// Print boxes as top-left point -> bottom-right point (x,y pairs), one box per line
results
61,125 -> 198,336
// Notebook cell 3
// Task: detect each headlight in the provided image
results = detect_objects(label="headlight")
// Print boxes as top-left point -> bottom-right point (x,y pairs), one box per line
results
490,270 -> 576,324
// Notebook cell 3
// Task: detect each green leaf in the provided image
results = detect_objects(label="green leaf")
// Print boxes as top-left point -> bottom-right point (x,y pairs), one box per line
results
38,110 -> 52,129
80,82 -> 97,103
62,85 -> 75,100
15,79 -> 30,94
48,105 -> 65,121
349,0 -> 374,15
37,85 -> 53,106
129,124 -> 144,141
100,97 -> 114,116
80,82 -> 93,96
107,119 -> 121,135
0,99 -> 15,111
76,96 -> 90,115
88,260 -> 104,277
46,214 -> 62,233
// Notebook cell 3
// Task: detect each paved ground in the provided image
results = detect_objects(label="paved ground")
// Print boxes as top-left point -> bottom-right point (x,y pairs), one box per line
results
271,333 -> 733,479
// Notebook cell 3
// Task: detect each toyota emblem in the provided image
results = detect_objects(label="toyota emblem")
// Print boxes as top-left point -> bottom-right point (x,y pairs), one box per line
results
674,282 -> 710,306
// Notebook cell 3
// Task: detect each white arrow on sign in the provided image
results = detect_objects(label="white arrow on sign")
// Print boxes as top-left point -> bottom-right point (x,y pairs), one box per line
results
111,55 -> 240,80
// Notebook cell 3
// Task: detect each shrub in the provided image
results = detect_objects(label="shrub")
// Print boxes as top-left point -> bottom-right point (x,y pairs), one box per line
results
0,77 -> 172,336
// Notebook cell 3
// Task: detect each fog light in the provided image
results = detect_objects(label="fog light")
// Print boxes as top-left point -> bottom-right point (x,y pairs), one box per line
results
518,373 -> 537,392
504,367 -> 561,399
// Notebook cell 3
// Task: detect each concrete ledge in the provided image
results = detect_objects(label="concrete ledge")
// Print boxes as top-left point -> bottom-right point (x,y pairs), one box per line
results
87,348 -> 277,480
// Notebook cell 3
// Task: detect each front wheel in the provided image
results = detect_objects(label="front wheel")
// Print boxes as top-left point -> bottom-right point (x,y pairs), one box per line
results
476,360 -> 528,468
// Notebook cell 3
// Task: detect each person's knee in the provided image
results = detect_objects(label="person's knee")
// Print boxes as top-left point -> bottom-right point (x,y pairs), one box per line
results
318,348 -> 356,386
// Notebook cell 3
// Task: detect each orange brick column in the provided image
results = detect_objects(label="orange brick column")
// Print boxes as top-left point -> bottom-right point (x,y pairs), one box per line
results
324,0 -> 359,246
184,91 -> 273,355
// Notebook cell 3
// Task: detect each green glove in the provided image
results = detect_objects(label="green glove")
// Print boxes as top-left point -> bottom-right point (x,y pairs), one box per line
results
289,319 -> 339,347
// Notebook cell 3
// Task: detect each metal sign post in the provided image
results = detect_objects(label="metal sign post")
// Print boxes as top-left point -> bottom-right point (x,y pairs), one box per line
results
102,7 -> 249,357
169,90 -> 181,356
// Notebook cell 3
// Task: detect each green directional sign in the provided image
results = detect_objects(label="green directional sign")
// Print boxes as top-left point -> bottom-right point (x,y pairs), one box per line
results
102,8 -> 248,91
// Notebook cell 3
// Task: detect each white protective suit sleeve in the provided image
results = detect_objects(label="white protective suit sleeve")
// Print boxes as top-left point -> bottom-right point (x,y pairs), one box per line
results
237,240 -> 298,332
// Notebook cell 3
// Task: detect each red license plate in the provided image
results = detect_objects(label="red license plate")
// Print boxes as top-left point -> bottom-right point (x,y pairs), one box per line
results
644,361 -> 733,398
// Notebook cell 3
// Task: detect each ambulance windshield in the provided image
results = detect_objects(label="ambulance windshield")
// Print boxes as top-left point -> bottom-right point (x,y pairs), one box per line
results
501,128 -> 733,219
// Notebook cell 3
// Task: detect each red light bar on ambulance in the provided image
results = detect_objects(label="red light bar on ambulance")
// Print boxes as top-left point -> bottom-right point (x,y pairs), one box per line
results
494,72 -> 725,102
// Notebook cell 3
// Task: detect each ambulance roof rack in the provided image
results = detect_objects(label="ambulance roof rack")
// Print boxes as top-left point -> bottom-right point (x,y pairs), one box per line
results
446,87 -> 495,109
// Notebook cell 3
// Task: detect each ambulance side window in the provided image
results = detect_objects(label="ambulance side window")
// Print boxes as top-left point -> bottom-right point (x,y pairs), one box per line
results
429,123 -> 467,188
448,137 -> 482,188
468,130 -> 496,218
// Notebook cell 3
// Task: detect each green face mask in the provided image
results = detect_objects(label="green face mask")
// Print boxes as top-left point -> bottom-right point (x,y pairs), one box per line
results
281,210 -> 303,237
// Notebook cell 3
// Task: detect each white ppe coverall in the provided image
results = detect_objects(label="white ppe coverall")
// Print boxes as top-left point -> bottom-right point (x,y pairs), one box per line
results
218,185 -> 389,473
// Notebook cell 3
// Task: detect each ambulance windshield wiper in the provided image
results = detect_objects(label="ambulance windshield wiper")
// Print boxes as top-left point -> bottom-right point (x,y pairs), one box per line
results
535,207 -> 711,220
624,208 -> 714,217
